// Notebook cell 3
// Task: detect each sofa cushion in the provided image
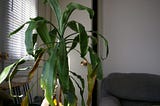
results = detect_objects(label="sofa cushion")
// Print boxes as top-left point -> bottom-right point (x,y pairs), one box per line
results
105,73 -> 160,102
100,96 -> 121,106
120,99 -> 160,106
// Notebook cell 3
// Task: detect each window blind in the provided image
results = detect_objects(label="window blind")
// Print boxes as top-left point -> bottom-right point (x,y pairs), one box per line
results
0,0 -> 38,70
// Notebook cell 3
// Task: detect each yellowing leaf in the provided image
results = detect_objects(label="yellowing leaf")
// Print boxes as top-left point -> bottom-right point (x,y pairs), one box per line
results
21,95 -> 29,106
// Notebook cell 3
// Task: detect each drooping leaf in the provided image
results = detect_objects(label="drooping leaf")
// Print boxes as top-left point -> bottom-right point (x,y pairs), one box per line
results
36,20 -> 52,46
88,47 -> 103,79
21,95 -> 29,106
87,63 -> 97,106
31,16 -> 44,21
25,21 -> 37,55
9,58 -> 26,80
77,23 -> 88,57
89,31 -> 109,59
40,48 -> 58,106
89,35 -> 97,46
70,71 -> 84,89
0,63 -> 15,84
67,21 -> 88,57
67,21 -> 78,32
16,67 -> 29,71
28,49 -> 44,81
0,57 -> 26,84
70,71 -> 85,106
9,22 -> 28,36
68,35 -> 79,53
62,2 -> 94,29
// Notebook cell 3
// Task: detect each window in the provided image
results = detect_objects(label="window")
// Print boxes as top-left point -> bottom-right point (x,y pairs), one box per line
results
0,0 -> 38,70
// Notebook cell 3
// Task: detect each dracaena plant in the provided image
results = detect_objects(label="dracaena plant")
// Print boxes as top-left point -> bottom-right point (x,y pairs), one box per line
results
0,0 -> 108,106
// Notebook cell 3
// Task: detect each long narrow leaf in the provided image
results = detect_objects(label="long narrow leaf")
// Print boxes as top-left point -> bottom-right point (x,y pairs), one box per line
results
57,41 -> 69,91
63,78 -> 77,106
0,63 -> 15,84
62,2 -> 94,29
25,21 -> 37,55
36,20 -> 52,46
9,22 -> 29,36
67,21 -> 88,57
88,47 -> 103,79
70,71 -> 84,89
9,58 -> 26,81
32,33 -> 38,48
21,95 -> 29,106
89,31 -> 109,59
49,28 -> 58,46
46,0 -> 62,27
40,48 -> 58,106
28,49 -> 44,81
70,71 -> 85,106
0,57 -> 25,84
56,41 -> 77,105
68,35 -> 79,53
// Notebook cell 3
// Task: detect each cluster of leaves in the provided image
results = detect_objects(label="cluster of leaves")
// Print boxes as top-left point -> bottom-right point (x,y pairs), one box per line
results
0,0 -> 108,106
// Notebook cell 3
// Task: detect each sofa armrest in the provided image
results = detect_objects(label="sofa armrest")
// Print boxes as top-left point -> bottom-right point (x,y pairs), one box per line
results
99,96 -> 121,106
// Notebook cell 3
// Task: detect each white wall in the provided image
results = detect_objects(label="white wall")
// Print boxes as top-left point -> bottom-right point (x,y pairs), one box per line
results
99,0 -> 160,77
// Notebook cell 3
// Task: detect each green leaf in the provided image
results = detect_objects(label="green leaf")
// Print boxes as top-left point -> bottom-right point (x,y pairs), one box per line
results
25,21 -> 37,55
0,63 -> 15,84
43,0 -> 48,3
89,31 -> 109,59
88,47 -> 103,79
9,58 -> 26,81
47,0 -> 62,27
67,21 -> 89,57
70,71 -> 85,106
68,35 -> 79,53
32,33 -> 38,47
67,21 -> 78,32
89,35 -> 97,46
56,41 -> 77,105
0,57 -> 25,84
49,28 -> 57,45
28,49 -> 44,81
40,48 -> 58,106
34,48 -> 44,60
9,23 -> 28,37
79,25 -> 88,57
62,2 -> 94,28
70,71 -> 84,89
63,78 -> 77,106
57,41 -> 70,91
36,20 -> 52,46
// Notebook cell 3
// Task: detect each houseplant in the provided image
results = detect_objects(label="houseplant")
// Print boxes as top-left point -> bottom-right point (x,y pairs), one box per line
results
0,0 -> 108,106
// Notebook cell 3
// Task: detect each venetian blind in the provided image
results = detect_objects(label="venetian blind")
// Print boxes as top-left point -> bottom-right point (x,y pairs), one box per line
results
0,0 -> 38,70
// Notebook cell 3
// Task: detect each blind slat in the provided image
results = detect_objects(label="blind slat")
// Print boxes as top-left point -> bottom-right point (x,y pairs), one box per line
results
0,0 -> 38,70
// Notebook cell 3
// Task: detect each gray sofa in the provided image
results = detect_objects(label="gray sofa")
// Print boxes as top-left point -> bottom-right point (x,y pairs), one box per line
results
100,73 -> 160,106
